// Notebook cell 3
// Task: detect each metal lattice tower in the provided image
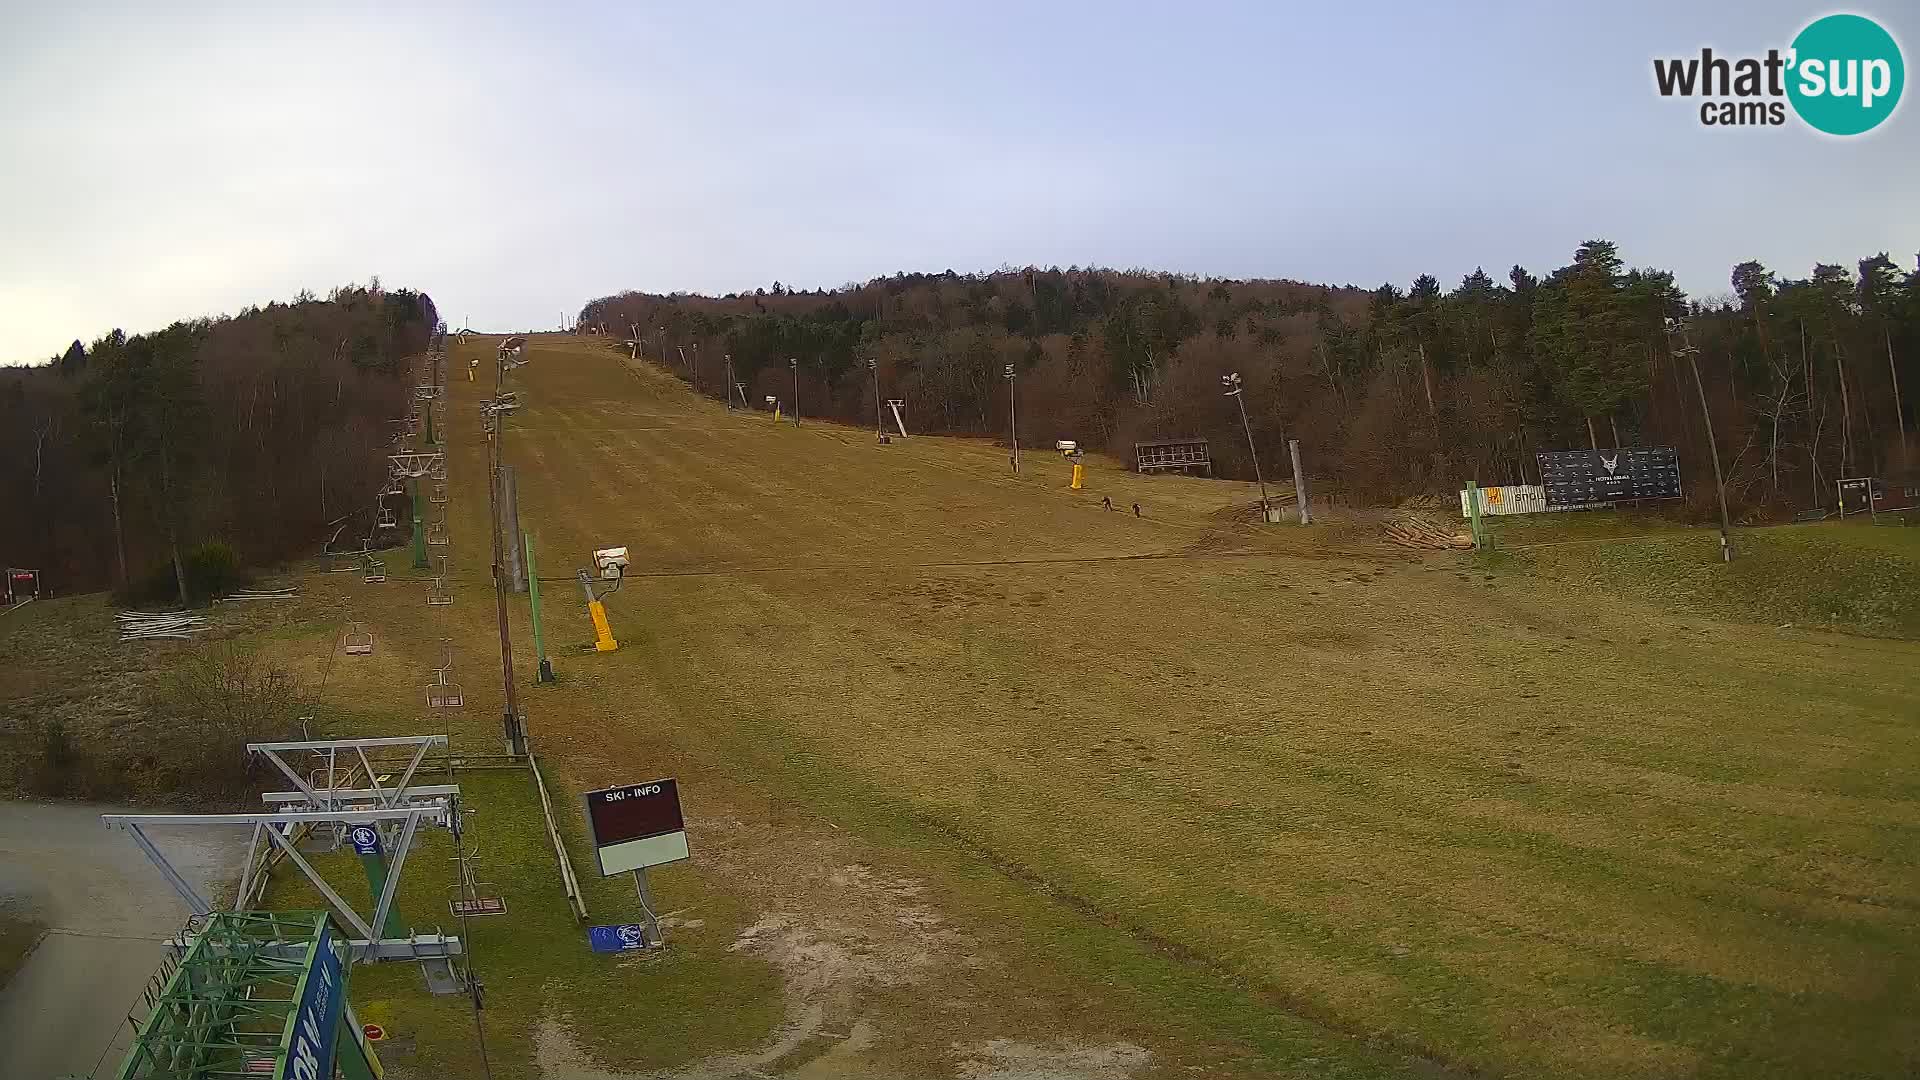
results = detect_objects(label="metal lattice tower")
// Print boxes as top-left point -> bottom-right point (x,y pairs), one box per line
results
115,910 -> 376,1080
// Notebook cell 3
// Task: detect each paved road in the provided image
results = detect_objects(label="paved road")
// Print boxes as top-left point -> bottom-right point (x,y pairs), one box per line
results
0,801 -> 246,1080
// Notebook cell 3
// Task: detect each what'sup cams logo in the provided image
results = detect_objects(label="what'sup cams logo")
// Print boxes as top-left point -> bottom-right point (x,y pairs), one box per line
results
1654,13 -> 1903,134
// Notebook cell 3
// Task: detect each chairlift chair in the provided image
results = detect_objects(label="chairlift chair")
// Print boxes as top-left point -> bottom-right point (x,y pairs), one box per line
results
426,519 -> 449,545
431,483 -> 449,505
446,830 -> 504,916
363,556 -> 386,584
343,621 -> 374,655
427,640 -> 464,708
427,558 -> 453,606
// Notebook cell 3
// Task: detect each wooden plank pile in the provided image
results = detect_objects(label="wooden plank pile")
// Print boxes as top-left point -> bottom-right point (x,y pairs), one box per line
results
118,609 -> 208,641
1385,514 -> 1473,550
215,586 -> 299,603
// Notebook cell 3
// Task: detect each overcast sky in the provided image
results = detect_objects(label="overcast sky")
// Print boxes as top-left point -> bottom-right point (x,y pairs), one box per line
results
3,1 -> 1915,363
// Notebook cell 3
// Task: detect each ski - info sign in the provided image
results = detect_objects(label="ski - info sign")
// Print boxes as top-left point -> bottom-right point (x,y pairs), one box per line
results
584,779 -> 689,876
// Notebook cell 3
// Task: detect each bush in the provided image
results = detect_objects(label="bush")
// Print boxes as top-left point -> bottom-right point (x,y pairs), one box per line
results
125,642 -> 302,805
17,718 -> 78,797
184,541 -> 245,599
120,540 -> 249,607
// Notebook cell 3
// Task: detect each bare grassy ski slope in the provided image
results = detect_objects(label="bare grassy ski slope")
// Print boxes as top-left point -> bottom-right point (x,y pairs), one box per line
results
325,334 -> 1920,1079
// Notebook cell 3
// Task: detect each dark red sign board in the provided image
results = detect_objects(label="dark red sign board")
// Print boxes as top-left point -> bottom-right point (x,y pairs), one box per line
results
584,779 -> 685,847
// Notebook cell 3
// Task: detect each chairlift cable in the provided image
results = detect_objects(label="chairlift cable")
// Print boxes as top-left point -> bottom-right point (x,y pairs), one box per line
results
448,793 -> 495,1080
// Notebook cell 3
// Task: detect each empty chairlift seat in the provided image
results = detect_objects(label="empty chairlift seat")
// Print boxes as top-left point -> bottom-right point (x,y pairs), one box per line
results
427,557 -> 453,606
427,640 -> 464,708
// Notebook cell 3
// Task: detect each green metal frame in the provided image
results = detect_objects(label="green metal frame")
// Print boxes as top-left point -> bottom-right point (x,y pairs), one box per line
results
115,911 -> 341,1080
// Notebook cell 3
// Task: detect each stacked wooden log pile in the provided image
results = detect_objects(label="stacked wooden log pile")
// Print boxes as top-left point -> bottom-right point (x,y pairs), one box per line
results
1384,514 -> 1473,550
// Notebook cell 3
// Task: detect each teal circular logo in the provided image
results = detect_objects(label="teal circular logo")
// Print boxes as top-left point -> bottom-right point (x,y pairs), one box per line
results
1788,14 -> 1904,135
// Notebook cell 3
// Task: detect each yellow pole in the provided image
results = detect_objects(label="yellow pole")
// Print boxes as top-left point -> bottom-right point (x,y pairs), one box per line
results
772,403 -> 782,423
589,599 -> 619,652
1070,462 -> 1084,490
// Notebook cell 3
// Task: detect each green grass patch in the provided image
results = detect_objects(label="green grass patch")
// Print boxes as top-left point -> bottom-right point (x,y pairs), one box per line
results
260,768 -> 780,1080
1509,521 -> 1920,636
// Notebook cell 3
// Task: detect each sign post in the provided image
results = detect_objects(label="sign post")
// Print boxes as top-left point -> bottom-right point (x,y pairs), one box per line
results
584,779 -> 690,949
3,568 -> 41,606
349,825 -> 409,939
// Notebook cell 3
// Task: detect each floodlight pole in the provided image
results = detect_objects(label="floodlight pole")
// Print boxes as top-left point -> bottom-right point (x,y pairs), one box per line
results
1223,372 -> 1271,522
490,345 -> 528,755
1004,364 -> 1019,472
690,342 -> 701,395
790,358 -> 801,426
724,354 -> 736,411
870,358 -> 882,441
1670,320 -> 1734,563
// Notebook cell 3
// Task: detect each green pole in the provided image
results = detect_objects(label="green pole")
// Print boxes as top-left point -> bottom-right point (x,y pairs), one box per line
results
356,846 -> 410,938
410,479 -> 428,570
526,531 -> 555,684
1465,479 -> 1490,551
334,1020 -> 381,1080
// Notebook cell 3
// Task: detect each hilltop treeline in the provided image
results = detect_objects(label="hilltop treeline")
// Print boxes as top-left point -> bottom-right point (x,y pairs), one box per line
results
581,244 -> 1917,515
0,284 -> 438,597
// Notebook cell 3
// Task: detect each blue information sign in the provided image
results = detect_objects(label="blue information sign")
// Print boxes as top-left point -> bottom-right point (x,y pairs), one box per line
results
588,923 -> 650,953
280,927 -> 345,1080
348,825 -> 382,855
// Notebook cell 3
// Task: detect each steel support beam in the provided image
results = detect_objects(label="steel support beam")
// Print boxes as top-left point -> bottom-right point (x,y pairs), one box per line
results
248,735 -> 449,753
122,823 -> 213,916
259,823 -> 376,940
260,784 -> 460,805
368,810 -> 422,942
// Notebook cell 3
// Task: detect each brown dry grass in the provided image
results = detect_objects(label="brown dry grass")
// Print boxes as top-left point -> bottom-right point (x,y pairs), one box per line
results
426,336 -> 1919,1080
40,333 -> 1911,1079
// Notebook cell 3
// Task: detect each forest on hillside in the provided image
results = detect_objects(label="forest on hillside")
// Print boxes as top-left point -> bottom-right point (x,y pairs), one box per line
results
0,284 -> 439,597
581,243 -> 1918,519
